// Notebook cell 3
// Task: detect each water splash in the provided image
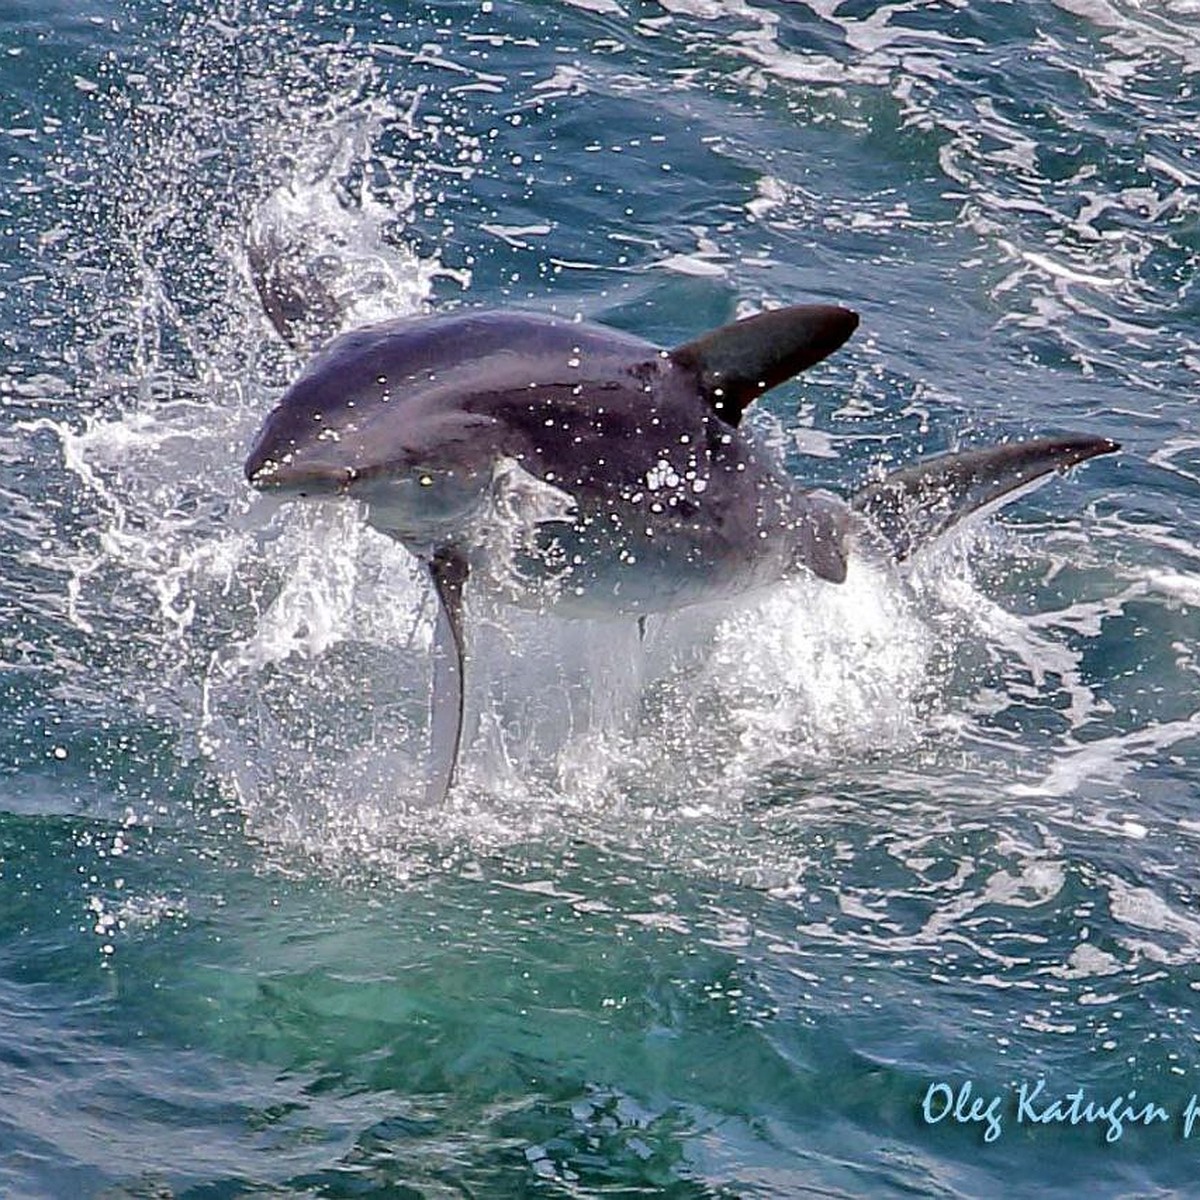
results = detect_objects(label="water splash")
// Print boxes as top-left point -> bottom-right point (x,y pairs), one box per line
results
11,0 -> 1169,896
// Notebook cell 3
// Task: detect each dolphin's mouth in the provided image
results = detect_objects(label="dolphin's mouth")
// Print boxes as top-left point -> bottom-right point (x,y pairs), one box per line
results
245,453 -> 357,495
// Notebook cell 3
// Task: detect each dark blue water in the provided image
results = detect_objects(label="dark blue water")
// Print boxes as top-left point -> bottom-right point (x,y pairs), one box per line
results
3,0 -> 1200,1195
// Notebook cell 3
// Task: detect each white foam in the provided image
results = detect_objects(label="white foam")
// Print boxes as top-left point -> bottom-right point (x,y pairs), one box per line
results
1052,0 -> 1200,74
247,104 -> 454,340
562,0 -> 625,14
1009,712 -> 1200,799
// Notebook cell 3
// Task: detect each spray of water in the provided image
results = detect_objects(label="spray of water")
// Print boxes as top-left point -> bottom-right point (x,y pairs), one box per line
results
16,0 -> 1148,887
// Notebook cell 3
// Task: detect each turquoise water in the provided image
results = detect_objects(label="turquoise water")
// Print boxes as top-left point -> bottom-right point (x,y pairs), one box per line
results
3,0 -> 1200,1195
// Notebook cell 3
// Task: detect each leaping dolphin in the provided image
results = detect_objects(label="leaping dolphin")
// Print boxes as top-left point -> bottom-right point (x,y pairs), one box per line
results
244,304 -> 1116,800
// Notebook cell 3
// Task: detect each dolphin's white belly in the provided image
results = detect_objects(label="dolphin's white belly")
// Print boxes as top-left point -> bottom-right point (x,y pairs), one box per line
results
355,456 -> 848,619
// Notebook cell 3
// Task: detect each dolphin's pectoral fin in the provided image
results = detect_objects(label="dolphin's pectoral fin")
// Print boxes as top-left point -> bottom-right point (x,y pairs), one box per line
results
425,547 -> 470,804
851,435 -> 1119,561
669,304 -> 859,425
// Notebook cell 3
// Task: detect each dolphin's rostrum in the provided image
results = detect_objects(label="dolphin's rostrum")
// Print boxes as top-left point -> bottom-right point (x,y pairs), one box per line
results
245,305 -> 1116,800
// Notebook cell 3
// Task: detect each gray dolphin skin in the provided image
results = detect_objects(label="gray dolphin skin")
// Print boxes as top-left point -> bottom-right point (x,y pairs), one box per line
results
244,305 -> 1117,800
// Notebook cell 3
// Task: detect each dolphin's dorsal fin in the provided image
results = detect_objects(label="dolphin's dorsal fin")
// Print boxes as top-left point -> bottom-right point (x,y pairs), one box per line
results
669,304 -> 859,425
851,435 -> 1119,560
425,547 -> 470,804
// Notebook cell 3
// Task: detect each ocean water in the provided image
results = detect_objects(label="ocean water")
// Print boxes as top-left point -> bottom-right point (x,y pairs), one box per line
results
2,0 -> 1199,1195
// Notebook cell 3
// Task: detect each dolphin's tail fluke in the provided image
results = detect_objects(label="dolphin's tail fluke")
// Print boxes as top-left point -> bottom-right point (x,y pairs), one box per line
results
851,435 -> 1119,561
246,222 -> 348,353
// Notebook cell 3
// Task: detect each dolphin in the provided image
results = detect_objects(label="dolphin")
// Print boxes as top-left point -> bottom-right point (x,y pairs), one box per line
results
244,305 -> 1117,800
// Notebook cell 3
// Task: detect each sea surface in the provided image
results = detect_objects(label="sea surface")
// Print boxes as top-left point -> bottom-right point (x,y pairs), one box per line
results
2,0 -> 1199,1195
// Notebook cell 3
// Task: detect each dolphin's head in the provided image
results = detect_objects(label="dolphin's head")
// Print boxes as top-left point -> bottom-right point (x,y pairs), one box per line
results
245,319 -> 419,495
246,316 -> 506,491
245,309 -> 638,494
246,402 -> 498,555
244,317 -> 527,549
